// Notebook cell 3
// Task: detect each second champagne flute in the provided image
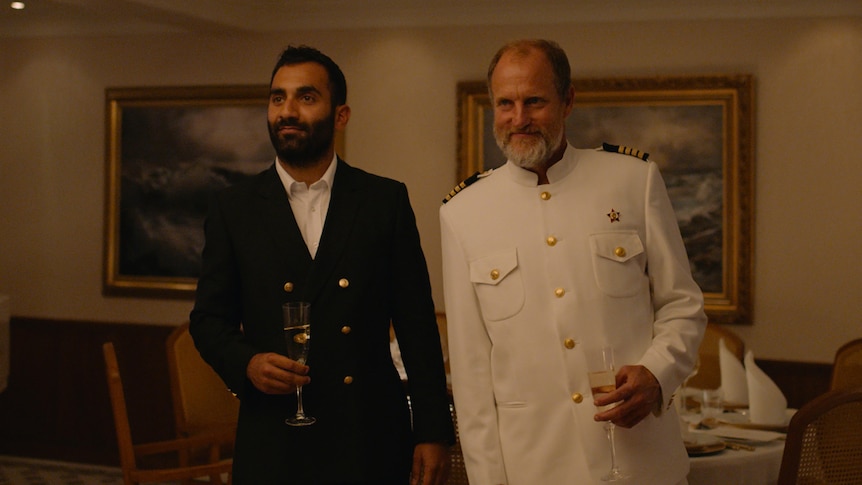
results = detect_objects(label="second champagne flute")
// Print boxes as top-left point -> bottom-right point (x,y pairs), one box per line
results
587,346 -> 629,481
283,302 -> 315,426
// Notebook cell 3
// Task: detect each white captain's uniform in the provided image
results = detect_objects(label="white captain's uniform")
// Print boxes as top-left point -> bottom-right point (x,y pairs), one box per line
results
440,143 -> 706,485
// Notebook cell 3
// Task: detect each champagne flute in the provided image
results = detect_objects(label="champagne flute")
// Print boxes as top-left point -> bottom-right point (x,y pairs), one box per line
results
587,346 -> 628,481
283,302 -> 315,426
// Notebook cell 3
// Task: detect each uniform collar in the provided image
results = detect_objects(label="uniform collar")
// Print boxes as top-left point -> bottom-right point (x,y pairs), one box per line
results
502,141 -> 577,186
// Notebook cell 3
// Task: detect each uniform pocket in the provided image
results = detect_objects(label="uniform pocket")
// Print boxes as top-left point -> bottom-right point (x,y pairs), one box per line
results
469,248 -> 524,321
589,232 -> 647,297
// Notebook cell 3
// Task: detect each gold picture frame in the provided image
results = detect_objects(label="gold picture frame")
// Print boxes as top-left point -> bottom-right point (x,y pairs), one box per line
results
104,85 -> 346,299
457,75 -> 754,324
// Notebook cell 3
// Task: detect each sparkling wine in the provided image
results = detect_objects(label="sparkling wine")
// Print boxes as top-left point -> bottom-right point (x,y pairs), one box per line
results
588,370 -> 617,411
285,324 -> 310,364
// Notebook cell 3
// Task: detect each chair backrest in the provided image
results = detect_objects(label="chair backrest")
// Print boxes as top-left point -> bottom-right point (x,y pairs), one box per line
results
103,341 -> 233,485
830,338 -> 862,390
687,323 -> 745,390
448,394 -> 470,485
102,342 -> 141,479
777,386 -> 862,485
166,323 -> 239,437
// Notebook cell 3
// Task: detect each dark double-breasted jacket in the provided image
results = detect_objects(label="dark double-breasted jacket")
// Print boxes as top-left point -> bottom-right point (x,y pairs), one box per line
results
190,159 -> 454,484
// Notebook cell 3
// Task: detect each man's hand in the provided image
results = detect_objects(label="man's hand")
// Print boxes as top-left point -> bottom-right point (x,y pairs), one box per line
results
246,352 -> 310,394
410,443 -> 450,485
593,365 -> 661,428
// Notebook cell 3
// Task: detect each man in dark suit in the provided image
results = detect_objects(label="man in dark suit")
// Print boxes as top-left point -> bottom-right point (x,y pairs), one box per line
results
190,45 -> 454,485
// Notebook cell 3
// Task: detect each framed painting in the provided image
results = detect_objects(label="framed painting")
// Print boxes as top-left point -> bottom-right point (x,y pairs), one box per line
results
457,75 -> 755,324
104,85 -> 347,299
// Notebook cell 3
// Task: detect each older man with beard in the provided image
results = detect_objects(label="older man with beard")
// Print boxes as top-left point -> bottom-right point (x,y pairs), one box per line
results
190,45 -> 454,485
440,39 -> 706,484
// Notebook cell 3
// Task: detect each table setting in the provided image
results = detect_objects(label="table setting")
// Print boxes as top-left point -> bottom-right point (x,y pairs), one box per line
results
682,338 -> 792,485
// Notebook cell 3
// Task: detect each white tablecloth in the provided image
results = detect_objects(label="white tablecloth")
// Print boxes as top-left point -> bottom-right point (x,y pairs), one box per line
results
0,294 -> 9,393
689,438 -> 785,485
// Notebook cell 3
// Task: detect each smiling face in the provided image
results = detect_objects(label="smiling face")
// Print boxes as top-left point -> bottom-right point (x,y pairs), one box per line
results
490,48 -> 574,171
267,62 -> 347,168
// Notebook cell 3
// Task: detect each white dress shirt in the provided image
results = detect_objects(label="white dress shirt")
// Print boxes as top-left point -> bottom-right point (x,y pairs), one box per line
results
275,155 -> 336,259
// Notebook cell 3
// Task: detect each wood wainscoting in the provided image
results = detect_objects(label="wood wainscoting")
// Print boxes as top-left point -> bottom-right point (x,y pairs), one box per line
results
0,316 -> 835,466
0,317 -> 175,465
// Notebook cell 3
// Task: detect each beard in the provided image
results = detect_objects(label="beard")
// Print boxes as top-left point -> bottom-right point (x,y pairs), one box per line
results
268,111 -> 335,168
494,119 -> 565,170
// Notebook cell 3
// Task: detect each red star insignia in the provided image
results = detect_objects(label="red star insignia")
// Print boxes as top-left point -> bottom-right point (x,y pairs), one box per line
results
607,209 -> 621,222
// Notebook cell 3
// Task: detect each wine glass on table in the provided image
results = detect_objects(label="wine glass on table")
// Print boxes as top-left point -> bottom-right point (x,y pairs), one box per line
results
283,302 -> 315,426
587,346 -> 629,482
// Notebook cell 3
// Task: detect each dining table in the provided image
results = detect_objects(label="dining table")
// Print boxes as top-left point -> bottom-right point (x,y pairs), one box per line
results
684,410 -> 787,485
688,435 -> 784,485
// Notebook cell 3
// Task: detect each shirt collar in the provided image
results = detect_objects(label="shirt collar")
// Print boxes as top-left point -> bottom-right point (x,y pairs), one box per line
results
275,153 -> 338,195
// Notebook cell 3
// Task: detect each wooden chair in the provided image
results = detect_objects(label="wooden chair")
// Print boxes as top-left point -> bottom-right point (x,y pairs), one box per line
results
687,322 -> 745,390
102,342 -> 233,485
166,323 -> 239,438
777,386 -> 862,485
166,323 -> 239,482
830,338 -> 862,390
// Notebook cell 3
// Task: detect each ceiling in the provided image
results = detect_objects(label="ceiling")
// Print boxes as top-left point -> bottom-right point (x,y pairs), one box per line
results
2,0 -> 861,38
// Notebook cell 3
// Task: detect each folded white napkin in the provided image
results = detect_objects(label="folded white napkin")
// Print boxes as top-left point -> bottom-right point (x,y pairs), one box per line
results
744,350 -> 788,425
719,338 -> 748,405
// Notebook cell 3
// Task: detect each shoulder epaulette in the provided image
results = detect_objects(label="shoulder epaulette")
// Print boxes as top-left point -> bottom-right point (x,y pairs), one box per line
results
442,169 -> 492,204
601,142 -> 649,161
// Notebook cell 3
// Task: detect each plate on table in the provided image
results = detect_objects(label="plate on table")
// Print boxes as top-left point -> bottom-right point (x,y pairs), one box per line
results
685,434 -> 726,456
702,425 -> 786,444
718,409 -> 796,432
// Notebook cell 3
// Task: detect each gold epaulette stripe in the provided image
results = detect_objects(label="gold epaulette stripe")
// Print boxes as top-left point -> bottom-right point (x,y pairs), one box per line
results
442,170 -> 490,204
601,142 -> 649,161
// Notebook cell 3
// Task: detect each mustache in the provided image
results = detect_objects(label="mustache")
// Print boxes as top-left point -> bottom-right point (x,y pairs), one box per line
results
508,128 -> 541,136
275,118 -> 308,131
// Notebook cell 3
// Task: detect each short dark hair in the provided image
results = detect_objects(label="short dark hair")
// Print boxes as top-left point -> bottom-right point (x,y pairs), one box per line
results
270,45 -> 347,106
486,39 -> 571,100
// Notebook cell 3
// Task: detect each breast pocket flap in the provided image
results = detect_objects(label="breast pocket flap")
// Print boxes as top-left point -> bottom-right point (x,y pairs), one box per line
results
469,249 -> 518,286
590,232 -> 644,263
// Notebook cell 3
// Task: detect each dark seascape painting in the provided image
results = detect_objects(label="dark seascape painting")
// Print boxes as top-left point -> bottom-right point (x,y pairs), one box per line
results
118,104 -> 272,279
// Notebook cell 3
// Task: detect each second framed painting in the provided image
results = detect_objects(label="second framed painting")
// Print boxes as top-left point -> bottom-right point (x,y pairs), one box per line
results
457,75 -> 755,324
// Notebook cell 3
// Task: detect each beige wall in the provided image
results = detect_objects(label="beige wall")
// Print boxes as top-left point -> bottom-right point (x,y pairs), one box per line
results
1,17 -> 860,363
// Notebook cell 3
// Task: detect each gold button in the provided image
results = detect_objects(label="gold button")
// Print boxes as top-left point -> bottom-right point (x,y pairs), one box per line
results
490,269 -> 500,280
343,376 -> 354,385
283,282 -> 294,293
338,278 -> 349,288
614,247 -> 626,258
540,191 -> 551,200
341,326 -> 351,335
572,393 -> 584,403
564,338 -> 575,349
554,288 -> 565,297
546,236 -> 557,246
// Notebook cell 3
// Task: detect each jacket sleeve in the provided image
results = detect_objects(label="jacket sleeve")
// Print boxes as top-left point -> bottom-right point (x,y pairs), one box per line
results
389,183 -> 456,445
189,191 -> 259,399
637,161 -> 707,410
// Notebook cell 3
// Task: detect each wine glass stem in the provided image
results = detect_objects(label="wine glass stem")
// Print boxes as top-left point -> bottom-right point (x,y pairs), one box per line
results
607,422 -> 621,474
295,385 -> 306,417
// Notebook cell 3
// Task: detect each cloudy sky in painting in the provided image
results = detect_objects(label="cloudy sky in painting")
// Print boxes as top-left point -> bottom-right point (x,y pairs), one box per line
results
117,104 -> 274,277
567,104 -> 724,174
